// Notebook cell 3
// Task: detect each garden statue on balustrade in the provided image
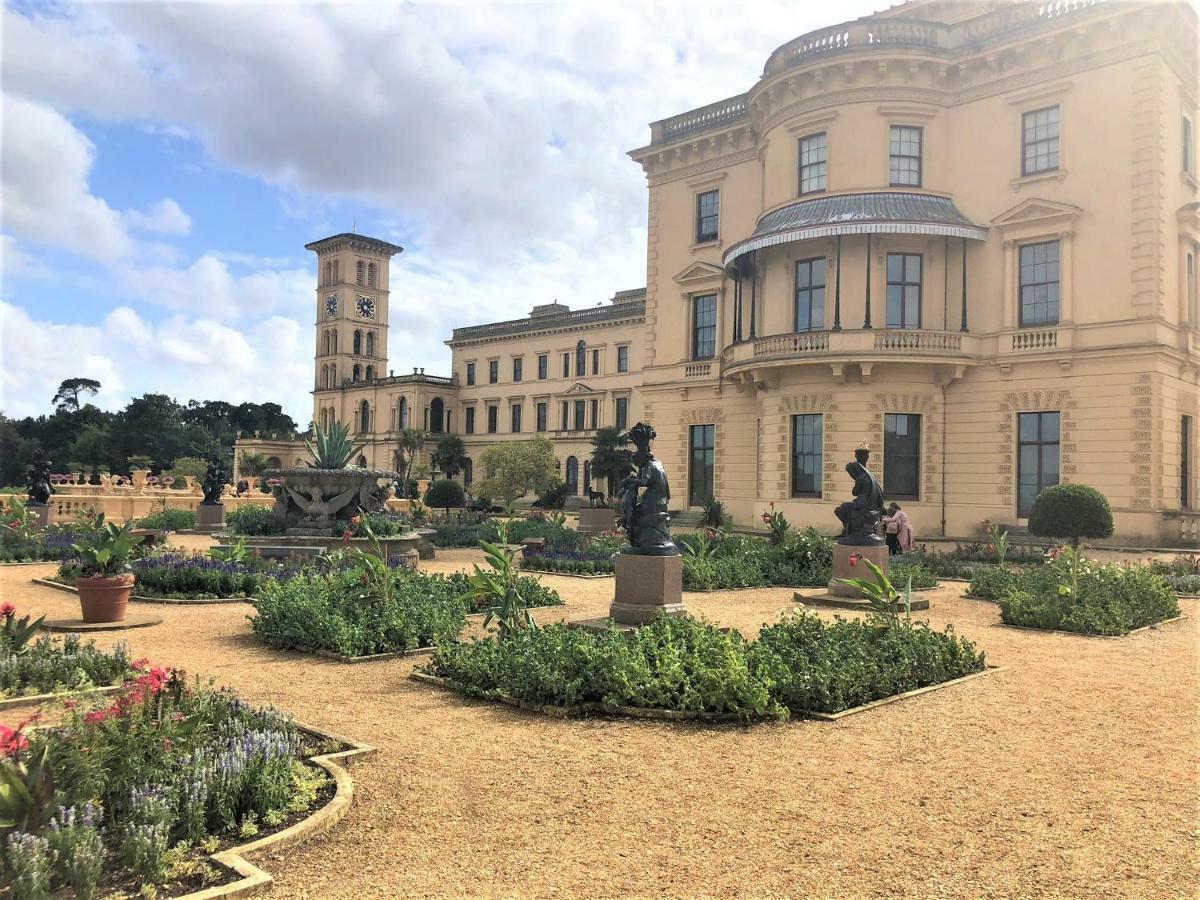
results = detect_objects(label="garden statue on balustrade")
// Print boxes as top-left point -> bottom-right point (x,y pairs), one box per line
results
616,422 -> 678,557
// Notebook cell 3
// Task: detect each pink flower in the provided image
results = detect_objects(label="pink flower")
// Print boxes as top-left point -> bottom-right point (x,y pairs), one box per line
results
342,529 -> 353,543
849,554 -> 860,567
83,710 -> 108,726
0,603 -> 15,619
0,724 -> 28,758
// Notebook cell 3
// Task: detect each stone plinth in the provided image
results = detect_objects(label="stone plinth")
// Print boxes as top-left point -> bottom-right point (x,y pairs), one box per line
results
608,552 -> 685,625
577,506 -> 617,535
196,502 -> 226,532
827,543 -> 890,598
28,503 -> 52,527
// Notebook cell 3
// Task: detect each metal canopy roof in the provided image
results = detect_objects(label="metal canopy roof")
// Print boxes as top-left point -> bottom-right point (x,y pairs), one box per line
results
723,192 -> 987,268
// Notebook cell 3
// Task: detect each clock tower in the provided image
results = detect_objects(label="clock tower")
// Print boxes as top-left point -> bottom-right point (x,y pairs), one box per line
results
306,233 -> 403,422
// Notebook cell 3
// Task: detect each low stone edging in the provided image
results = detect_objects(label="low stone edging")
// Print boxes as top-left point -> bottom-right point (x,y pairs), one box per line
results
994,615 -> 1188,639
520,566 -> 614,580
0,560 -> 64,567
178,722 -> 376,900
31,578 -> 255,605
409,666 -> 1001,723
0,683 -> 122,713
312,645 -> 438,664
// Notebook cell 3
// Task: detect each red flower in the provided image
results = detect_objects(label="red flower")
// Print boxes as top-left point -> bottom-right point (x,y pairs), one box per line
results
83,709 -> 108,726
342,529 -> 353,543
0,603 -> 14,619
0,724 -> 28,758
849,554 -> 860,567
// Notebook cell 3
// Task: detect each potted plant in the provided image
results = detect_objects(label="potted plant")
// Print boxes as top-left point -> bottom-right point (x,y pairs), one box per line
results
70,513 -> 138,622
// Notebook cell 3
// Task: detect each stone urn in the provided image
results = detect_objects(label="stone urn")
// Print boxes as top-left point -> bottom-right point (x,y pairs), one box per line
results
265,466 -> 401,534
76,574 -> 135,623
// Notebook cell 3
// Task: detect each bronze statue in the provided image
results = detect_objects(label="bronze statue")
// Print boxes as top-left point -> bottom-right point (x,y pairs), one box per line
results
616,422 -> 678,556
26,449 -> 53,506
201,456 -> 226,505
833,445 -> 885,546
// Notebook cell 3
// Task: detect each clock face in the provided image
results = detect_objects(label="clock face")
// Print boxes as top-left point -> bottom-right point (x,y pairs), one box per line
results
356,296 -> 376,319
325,296 -> 337,318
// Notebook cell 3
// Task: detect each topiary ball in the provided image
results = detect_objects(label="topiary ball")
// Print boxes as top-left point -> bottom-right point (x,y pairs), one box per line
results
424,479 -> 466,510
1027,483 -> 1114,545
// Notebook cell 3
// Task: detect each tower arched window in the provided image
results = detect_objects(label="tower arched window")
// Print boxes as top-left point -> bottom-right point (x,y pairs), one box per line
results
353,330 -> 362,355
323,261 -> 333,286
331,331 -> 338,354
352,364 -> 361,382
330,364 -> 337,386
356,260 -> 365,285
322,330 -> 331,356
399,397 -> 408,429
565,456 -> 579,494
365,365 -> 375,381
575,340 -> 586,377
360,400 -> 371,433
366,332 -> 375,357
367,262 -> 377,287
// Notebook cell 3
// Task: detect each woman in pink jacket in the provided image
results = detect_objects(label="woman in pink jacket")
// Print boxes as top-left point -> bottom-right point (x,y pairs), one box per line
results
882,503 -> 914,555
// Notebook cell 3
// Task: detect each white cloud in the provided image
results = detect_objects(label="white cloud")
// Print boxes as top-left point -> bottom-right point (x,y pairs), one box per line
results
0,93 -> 135,260
0,301 -> 312,420
114,254 -> 311,319
124,198 -> 192,236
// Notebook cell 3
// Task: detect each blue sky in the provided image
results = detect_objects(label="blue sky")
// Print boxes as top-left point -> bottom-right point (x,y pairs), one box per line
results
0,0 -> 878,423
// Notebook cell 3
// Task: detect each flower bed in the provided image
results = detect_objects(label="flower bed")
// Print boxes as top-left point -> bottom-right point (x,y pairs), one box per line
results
1,606 -> 134,701
519,531 -> 622,576
251,568 -> 561,659
1149,556 -> 1200,595
53,552 -> 306,601
886,556 -> 939,591
423,612 -> 985,722
1,524 -> 91,564
134,508 -> 197,532
676,529 -> 834,591
0,667 -> 343,897
998,552 -> 1181,635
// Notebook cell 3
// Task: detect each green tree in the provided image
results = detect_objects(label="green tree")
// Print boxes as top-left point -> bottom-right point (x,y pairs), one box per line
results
589,427 -> 634,498
113,394 -> 190,467
477,438 -> 558,503
51,377 -> 101,412
238,452 -> 269,476
1028,483 -> 1114,549
393,428 -> 426,487
425,478 -> 466,515
68,424 -> 112,471
432,433 -> 469,480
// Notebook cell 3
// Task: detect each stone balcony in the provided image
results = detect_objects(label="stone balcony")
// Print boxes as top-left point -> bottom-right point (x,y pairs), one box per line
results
721,328 -> 980,379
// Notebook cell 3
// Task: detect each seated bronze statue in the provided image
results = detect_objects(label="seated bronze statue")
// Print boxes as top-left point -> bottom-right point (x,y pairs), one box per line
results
833,447 -> 885,546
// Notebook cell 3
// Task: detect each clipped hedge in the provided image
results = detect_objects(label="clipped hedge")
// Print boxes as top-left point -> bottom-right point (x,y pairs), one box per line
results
427,612 -> 985,720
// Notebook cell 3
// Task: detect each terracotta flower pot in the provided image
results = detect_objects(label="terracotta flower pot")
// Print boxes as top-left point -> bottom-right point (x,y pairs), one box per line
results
76,574 -> 135,623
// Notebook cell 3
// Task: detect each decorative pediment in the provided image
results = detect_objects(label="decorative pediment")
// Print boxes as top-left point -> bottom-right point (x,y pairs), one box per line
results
673,261 -> 725,285
991,198 -> 1082,230
562,382 -> 595,395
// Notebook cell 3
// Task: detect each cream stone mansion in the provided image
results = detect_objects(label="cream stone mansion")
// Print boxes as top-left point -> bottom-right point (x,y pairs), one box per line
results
238,0 -> 1200,544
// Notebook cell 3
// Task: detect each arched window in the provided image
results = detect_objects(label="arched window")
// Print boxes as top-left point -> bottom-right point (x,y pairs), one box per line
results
352,364 -> 361,382
399,397 -> 408,429
359,400 -> 371,433
357,454 -> 367,467
331,331 -> 338,354
429,397 -> 444,434
575,340 -> 586,377
330,364 -> 337,386
332,260 -> 339,284
463,458 -> 473,487
367,262 -> 377,287
584,461 -> 591,495
323,261 -> 334,285
322,330 -> 330,355
356,260 -> 365,285
365,365 -> 375,381
266,456 -> 282,468
353,330 -> 362,355
366,332 -> 375,357
565,456 -> 579,494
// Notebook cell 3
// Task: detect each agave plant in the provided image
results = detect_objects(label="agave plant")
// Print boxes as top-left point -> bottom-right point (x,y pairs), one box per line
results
304,420 -> 368,469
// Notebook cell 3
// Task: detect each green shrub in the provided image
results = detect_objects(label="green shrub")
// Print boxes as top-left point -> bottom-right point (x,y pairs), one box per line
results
536,480 -> 570,510
1027,483 -> 1114,547
966,566 -> 1021,601
427,611 -> 986,720
999,557 -> 1180,635
134,507 -> 196,531
0,630 -> 133,699
679,528 -> 833,590
887,557 -> 938,591
226,504 -> 283,536
424,479 -> 466,512
699,498 -> 727,528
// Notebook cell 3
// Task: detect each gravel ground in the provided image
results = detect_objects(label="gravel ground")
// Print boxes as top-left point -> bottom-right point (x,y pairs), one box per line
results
2,538 -> 1197,899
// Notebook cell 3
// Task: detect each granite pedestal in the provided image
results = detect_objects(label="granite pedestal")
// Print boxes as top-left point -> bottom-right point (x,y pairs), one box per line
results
195,502 -> 226,533
609,551 -> 685,624
827,543 -> 890,598
577,506 -> 617,535
28,503 -> 52,527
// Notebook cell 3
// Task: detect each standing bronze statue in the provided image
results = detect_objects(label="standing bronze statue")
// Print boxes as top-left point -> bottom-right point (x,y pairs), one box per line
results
201,456 -> 227,505
616,422 -> 678,556
833,445 -> 886,546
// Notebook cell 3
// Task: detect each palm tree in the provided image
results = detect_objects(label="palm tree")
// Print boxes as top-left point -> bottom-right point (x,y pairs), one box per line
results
393,428 -> 426,491
589,427 -> 635,499
432,433 -> 469,481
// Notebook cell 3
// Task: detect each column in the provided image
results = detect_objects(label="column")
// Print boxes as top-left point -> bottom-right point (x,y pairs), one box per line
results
832,235 -> 842,332
960,237 -> 969,333
863,234 -> 873,329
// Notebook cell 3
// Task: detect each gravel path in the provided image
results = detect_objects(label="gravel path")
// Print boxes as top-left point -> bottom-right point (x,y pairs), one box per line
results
2,540 -> 1196,899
